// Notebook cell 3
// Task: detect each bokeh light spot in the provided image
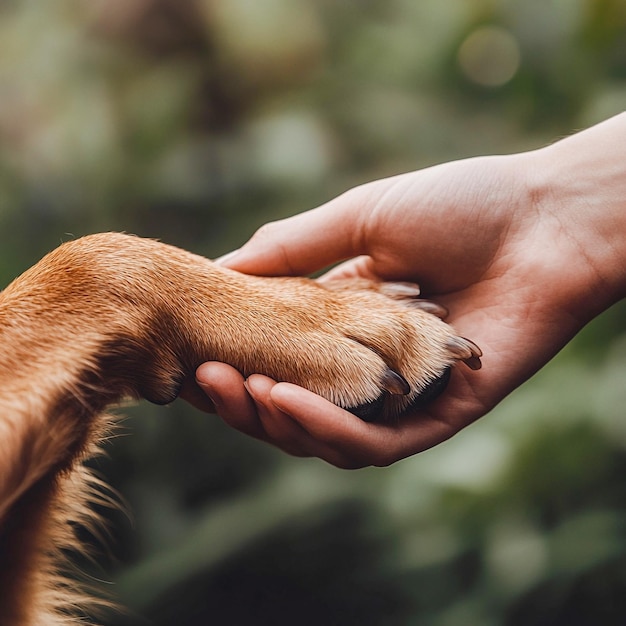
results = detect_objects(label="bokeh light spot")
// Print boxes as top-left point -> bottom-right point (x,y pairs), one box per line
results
458,25 -> 521,87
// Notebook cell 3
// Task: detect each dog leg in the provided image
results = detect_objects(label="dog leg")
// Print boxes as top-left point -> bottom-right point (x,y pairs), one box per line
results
0,232 -> 481,624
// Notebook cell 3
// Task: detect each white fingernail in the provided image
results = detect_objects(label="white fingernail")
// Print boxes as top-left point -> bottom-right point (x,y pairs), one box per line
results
215,249 -> 241,265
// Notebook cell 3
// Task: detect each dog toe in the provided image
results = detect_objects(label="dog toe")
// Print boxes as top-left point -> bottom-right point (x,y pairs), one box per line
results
347,366 -> 453,422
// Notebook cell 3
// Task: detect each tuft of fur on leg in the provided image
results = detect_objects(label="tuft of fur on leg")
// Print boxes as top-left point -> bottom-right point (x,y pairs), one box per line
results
0,412 -> 120,626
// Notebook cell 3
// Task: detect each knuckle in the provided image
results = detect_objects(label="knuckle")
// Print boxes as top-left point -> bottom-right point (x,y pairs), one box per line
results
332,458 -> 367,470
327,448 -> 373,470
369,447 -> 398,468
372,454 -> 395,468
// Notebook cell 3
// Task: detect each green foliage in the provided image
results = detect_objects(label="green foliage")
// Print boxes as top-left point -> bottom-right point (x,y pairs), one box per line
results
1,1 -> 625,624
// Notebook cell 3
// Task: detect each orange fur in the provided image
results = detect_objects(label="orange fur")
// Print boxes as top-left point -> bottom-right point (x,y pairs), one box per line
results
0,233 -> 481,624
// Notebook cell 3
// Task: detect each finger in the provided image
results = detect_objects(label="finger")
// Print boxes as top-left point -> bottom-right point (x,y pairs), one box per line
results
244,374 -> 335,458
269,383 -> 459,467
217,190 -> 371,276
269,383 -> 392,467
179,377 -> 216,414
195,362 -> 266,440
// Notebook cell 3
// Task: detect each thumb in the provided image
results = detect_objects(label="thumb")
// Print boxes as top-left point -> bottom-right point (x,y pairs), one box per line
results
217,192 -> 367,276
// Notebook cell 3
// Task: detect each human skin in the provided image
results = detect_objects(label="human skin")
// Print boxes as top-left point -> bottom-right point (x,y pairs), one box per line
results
183,113 -> 626,468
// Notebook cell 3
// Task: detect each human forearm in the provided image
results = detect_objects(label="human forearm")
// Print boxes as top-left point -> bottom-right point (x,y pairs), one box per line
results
529,113 -> 626,311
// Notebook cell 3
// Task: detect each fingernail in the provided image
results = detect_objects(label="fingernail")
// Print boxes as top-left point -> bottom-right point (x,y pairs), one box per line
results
215,248 -> 241,265
243,378 -> 254,397
196,378 -> 220,407
243,377 -> 266,406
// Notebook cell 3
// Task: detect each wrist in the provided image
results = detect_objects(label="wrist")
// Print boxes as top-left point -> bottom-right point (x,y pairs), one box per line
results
527,113 -> 626,310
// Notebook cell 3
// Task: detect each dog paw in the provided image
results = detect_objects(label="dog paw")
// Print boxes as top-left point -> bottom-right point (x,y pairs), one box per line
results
232,275 -> 482,422
315,278 -> 481,420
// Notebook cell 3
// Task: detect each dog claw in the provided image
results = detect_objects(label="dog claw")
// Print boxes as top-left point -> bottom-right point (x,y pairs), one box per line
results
378,283 -> 448,318
381,368 -> 411,395
463,356 -> 482,370
380,281 -> 421,298
445,336 -> 483,370
411,299 -> 449,319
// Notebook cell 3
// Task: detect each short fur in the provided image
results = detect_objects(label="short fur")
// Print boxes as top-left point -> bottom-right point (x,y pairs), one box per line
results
0,233 -> 481,624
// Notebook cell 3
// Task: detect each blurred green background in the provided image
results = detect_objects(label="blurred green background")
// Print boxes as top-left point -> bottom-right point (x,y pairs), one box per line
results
1,1 -> 626,624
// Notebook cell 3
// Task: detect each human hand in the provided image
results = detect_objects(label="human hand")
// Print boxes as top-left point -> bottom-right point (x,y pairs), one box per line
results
186,114 -> 626,467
